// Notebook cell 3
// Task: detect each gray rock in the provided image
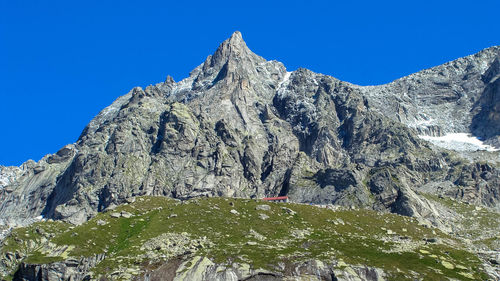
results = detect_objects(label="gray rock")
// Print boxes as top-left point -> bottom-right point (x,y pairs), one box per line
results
162,256 -> 387,281
424,237 -> 439,243
110,213 -> 121,218
258,213 -> 269,220
13,254 -> 105,281
247,229 -> 266,241
0,166 -> 23,189
255,204 -> 271,211
120,211 -> 132,218
281,207 -> 296,216
106,204 -> 117,211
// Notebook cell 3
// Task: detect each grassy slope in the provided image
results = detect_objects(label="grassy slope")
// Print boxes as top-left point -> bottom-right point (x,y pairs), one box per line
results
421,193 -> 500,250
1,197 -> 489,280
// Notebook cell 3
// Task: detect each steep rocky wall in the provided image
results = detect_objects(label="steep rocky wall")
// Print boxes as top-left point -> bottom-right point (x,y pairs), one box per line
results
13,254 -> 105,281
13,255 -> 386,281
358,46 -> 500,138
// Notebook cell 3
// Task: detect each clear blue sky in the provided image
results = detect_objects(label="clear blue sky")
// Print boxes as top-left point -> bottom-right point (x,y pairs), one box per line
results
1,0 -> 499,166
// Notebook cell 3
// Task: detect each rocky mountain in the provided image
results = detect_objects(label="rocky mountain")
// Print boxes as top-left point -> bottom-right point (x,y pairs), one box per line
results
1,32 -> 499,280
357,46 -> 500,138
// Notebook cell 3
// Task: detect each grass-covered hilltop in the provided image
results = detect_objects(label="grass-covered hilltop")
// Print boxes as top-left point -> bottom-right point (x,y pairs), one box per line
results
1,196 -> 497,280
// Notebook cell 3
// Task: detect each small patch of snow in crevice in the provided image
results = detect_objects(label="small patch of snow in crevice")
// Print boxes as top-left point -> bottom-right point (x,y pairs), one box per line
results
277,71 -> 292,96
278,71 -> 291,88
414,117 -> 434,127
0,173 -> 8,187
408,114 -> 435,129
170,76 -> 195,98
419,133 -> 499,152
0,166 -> 22,188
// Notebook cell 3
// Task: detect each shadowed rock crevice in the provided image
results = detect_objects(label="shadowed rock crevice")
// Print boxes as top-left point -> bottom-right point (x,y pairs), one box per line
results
278,169 -> 292,197
151,112 -> 169,154
471,71 -> 500,142
41,156 -> 82,222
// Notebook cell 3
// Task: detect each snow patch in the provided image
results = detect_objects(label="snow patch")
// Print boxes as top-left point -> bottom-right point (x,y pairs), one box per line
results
419,133 -> 499,152
412,116 -> 434,127
171,76 -> 195,97
0,173 -> 8,187
277,71 -> 292,95
0,166 -> 22,188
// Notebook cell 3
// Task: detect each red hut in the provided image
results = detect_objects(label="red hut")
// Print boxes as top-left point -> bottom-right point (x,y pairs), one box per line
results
262,196 -> 289,203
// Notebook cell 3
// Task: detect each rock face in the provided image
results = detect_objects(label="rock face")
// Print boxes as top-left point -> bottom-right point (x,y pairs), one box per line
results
13,254 -> 105,281
139,256 -> 386,281
471,57 -> 500,146
357,46 -> 500,138
0,32 -> 499,228
12,255 -> 386,281
0,162 -> 35,189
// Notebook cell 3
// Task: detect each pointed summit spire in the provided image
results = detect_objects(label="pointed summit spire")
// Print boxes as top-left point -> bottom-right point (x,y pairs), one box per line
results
191,31 -> 275,90
227,31 -> 244,46
209,31 -> 257,67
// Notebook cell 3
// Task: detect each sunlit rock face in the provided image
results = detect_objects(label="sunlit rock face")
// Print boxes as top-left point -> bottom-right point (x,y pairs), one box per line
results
0,32 -> 499,229
356,47 -> 500,141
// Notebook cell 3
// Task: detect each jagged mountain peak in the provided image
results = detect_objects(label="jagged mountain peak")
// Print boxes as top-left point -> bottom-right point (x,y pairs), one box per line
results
224,30 -> 245,49
193,31 -> 271,87
204,31 -> 263,70
211,31 -> 250,61
159,31 -> 286,110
